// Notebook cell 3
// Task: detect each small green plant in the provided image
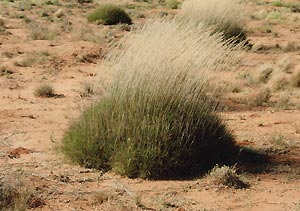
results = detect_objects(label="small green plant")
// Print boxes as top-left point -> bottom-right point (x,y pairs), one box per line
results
34,84 -> 55,97
271,134 -> 286,146
267,10 -> 282,21
209,165 -> 249,189
87,4 -> 132,25
272,0 -> 300,8
272,0 -> 284,7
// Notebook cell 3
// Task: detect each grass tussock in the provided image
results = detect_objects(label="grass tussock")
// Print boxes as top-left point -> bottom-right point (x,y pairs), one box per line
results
0,175 -> 31,211
208,165 -> 249,189
178,0 -> 247,44
62,19 -> 241,179
34,84 -> 55,97
87,4 -> 132,25
28,21 -> 56,40
257,64 -> 273,84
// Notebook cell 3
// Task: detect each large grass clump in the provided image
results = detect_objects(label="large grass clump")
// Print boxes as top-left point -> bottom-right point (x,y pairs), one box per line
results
62,19 -> 242,179
178,0 -> 247,44
87,4 -> 132,25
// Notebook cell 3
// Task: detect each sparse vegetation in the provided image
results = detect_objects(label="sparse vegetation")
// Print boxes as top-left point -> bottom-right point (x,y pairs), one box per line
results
28,21 -> 56,40
0,175 -> 31,211
34,84 -> 55,97
258,64 -> 273,84
14,51 -> 49,67
87,4 -> 132,25
62,19 -> 241,179
252,88 -> 271,106
275,95 -> 290,109
272,75 -> 289,91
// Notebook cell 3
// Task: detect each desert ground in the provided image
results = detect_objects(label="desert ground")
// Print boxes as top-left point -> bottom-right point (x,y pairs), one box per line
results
1,0 -> 300,210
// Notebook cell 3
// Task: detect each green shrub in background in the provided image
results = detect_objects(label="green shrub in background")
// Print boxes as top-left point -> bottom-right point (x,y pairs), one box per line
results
87,4 -> 132,25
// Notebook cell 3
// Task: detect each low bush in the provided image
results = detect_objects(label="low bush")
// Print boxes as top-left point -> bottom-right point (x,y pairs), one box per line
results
62,20 -> 241,179
34,84 -> 55,97
87,4 -> 132,25
208,165 -> 249,189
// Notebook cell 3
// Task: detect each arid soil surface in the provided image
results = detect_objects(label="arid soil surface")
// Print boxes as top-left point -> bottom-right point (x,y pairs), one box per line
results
1,0 -> 300,210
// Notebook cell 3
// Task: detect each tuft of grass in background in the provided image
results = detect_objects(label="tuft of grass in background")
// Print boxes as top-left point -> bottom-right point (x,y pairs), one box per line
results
14,51 -> 49,67
62,19 -> 242,179
165,0 -> 179,9
257,64 -> 273,84
28,21 -> 56,40
251,88 -> 271,106
34,84 -> 55,97
208,165 -> 249,189
0,175 -> 32,211
87,4 -> 132,25
178,0 -> 248,44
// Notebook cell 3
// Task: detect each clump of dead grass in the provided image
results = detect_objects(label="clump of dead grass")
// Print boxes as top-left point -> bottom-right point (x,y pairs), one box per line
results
257,63 -> 273,84
251,88 -> 271,106
208,165 -> 249,189
0,175 -> 31,211
28,21 -> 56,40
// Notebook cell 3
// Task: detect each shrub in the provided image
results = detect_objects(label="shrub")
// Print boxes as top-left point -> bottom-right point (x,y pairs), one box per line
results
208,165 -> 249,189
34,84 -> 55,97
87,4 -> 132,25
178,0 -> 247,44
165,0 -> 179,9
0,175 -> 31,211
62,20 -> 241,179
